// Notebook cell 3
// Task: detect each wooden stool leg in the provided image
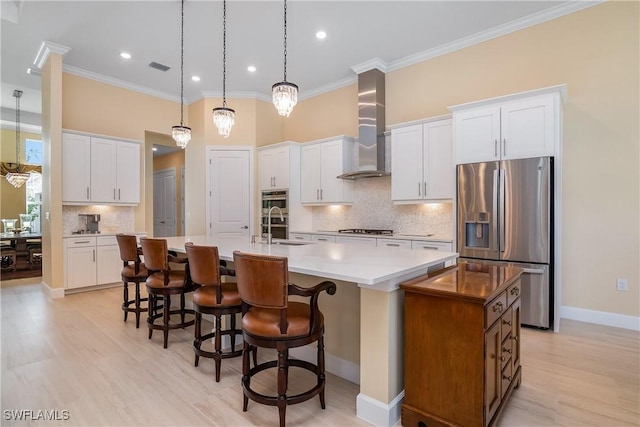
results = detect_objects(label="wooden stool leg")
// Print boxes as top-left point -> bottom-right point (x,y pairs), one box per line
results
163,295 -> 171,349
180,292 -> 186,325
194,311 -> 201,367
148,294 -> 155,339
230,314 -> 237,351
318,335 -> 326,409
123,282 -> 129,322
214,314 -> 222,382
242,341 -> 251,412
277,344 -> 288,427
134,280 -> 141,328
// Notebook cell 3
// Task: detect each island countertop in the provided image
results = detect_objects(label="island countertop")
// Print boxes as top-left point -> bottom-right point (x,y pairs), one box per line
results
163,235 -> 457,287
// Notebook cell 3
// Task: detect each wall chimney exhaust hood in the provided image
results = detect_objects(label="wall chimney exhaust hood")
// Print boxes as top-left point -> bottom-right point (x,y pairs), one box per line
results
337,68 -> 389,180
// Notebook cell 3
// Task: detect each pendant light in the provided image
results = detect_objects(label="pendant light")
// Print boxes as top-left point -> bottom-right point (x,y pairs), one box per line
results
212,0 -> 235,138
272,0 -> 298,117
6,90 -> 31,188
171,0 -> 191,149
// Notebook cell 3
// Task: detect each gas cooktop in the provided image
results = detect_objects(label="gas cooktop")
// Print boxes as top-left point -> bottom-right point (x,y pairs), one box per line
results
338,229 -> 393,235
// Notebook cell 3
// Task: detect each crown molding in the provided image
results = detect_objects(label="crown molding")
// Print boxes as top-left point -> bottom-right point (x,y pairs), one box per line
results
34,41 -> 71,69
387,0 -> 604,72
63,65 -> 182,103
351,58 -> 388,75
299,75 -> 357,101
199,91 -> 272,103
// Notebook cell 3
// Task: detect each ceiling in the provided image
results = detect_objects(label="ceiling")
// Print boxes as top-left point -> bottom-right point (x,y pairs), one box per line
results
1,1 -> 597,117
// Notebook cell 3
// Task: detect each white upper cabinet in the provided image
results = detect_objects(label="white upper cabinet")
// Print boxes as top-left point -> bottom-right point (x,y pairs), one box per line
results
451,86 -> 565,164
258,144 -> 290,190
300,137 -> 354,205
391,118 -> 453,202
62,132 -> 141,205
62,133 -> 92,202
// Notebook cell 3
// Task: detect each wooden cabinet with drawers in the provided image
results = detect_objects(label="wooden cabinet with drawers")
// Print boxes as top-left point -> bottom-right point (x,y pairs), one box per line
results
399,262 -> 523,427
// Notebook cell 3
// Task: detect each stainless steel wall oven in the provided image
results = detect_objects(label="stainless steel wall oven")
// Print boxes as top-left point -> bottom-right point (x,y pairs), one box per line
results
261,190 -> 288,240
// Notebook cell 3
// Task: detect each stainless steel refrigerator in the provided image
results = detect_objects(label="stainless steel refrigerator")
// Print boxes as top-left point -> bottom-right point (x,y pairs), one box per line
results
457,157 -> 553,328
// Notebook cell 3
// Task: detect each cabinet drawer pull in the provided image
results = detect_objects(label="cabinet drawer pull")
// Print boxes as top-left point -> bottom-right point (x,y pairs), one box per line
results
492,301 -> 504,313
118,189 -> 121,200
422,246 -> 438,250
418,182 -> 421,196
502,374 -> 512,381
387,243 -> 400,247
503,319 -> 512,326
93,249 -> 96,262
494,139 -> 498,157
293,236 -> 303,240
74,240 -> 91,244
316,189 -> 319,200
510,287 -> 520,296
86,187 -> 90,199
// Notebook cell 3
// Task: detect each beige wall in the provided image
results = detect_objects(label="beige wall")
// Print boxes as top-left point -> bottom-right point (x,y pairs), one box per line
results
282,2 -> 639,318
153,149 -> 185,235
0,129 -> 41,223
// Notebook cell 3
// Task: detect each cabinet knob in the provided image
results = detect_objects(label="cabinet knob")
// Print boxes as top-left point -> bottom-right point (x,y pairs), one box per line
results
492,301 -> 504,313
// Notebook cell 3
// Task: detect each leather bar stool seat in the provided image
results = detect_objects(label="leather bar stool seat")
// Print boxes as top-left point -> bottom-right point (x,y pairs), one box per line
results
233,251 -> 337,427
185,243 -> 246,382
141,237 -> 196,349
116,234 -> 149,328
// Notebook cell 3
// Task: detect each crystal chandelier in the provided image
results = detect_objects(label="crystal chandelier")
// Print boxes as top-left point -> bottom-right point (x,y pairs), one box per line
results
212,0 -> 235,138
171,0 -> 191,149
272,0 -> 298,117
6,90 -> 30,189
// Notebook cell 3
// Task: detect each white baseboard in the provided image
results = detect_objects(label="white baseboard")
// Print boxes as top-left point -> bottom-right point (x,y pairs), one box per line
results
41,281 -> 65,299
356,391 -> 404,426
289,345 -> 360,385
560,305 -> 640,331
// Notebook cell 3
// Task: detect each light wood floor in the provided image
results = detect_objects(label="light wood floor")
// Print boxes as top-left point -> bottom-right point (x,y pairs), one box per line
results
1,278 -> 638,426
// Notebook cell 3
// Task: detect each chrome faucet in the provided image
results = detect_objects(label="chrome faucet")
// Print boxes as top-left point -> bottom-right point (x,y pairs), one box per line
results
266,206 -> 284,244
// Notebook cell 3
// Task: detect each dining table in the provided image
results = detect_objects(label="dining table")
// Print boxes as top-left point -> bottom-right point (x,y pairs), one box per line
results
0,232 -> 42,269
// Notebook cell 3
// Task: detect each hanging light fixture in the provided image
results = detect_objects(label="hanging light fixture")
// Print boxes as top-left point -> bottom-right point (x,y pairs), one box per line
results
6,90 -> 31,189
272,0 -> 298,117
171,0 -> 191,149
212,0 -> 235,138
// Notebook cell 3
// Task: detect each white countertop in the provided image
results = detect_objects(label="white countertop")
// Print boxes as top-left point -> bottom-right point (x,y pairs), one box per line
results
63,231 -> 147,238
290,230 -> 453,243
164,235 -> 457,287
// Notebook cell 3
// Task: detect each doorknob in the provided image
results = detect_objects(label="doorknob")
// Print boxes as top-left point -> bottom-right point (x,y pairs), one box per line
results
241,225 -> 248,229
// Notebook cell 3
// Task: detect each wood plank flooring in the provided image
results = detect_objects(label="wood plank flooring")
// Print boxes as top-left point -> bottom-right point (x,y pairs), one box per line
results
1,279 -> 638,426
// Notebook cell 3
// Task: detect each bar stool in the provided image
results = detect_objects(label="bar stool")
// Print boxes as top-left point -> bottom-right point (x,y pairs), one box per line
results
116,234 -> 149,328
185,243 -> 243,382
232,251 -> 337,427
141,237 -> 196,349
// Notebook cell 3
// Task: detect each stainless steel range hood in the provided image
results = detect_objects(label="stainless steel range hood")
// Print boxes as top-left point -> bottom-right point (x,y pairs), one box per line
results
337,68 -> 389,180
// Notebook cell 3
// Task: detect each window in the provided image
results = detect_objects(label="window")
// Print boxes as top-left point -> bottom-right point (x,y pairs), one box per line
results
25,139 -> 42,233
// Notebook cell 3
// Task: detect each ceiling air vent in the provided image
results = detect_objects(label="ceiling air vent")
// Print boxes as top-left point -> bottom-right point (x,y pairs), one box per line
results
148,62 -> 170,72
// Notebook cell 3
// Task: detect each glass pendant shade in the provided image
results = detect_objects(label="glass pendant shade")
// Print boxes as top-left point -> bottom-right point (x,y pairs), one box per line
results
212,107 -> 235,138
272,81 -> 298,117
171,125 -> 192,149
6,172 -> 31,188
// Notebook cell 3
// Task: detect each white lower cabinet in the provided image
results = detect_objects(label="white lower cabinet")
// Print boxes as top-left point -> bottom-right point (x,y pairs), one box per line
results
377,239 -> 412,249
336,236 -> 377,246
65,236 -> 122,290
311,235 -> 336,243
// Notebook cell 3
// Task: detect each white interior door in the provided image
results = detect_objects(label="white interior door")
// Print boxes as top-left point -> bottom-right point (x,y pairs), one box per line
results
153,168 -> 176,237
207,147 -> 252,238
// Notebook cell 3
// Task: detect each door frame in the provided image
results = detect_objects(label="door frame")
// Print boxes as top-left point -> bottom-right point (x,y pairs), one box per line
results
205,145 -> 254,238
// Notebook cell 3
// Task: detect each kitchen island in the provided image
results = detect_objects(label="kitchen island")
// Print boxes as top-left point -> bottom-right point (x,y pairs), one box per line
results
163,235 -> 457,426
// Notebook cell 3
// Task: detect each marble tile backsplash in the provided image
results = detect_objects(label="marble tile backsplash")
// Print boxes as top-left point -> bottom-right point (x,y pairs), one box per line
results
63,205 -> 135,235
311,177 -> 453,238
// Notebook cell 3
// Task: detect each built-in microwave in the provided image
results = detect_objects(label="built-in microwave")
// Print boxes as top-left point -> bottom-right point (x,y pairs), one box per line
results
261,190 -> 288,239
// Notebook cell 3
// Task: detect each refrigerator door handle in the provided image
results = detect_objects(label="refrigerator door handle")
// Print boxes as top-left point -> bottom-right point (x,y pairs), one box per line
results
499,169 -> 506,252
521,268 -> 545,274
492,168 -> 499,253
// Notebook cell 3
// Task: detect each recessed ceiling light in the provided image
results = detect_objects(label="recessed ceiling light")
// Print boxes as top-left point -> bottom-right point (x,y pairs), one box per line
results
191,75 -> 201,82
247,65 -> 257,73
152,147 -> 158,151
26,67 -> 41,76
315,31 -> 327,40
120,52 -> 131,59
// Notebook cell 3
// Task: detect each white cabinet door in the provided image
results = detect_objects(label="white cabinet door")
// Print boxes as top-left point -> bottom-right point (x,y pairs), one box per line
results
454,106 -> 501,164
96,245 -> 122,285
300,145 -> 322,203
91,137 -> 118,203
116,142 -> 140,203
258,149 -> 274,191
391,124 -> 424,201
424,119 -> 454,200
336,236 -> 377,246
501,96 -> 556,160
62,133 -> 91,202
311,235 -> 336,243
319,140 -> 347,203
66,246 -> 96,289
259,146 -> 291,190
